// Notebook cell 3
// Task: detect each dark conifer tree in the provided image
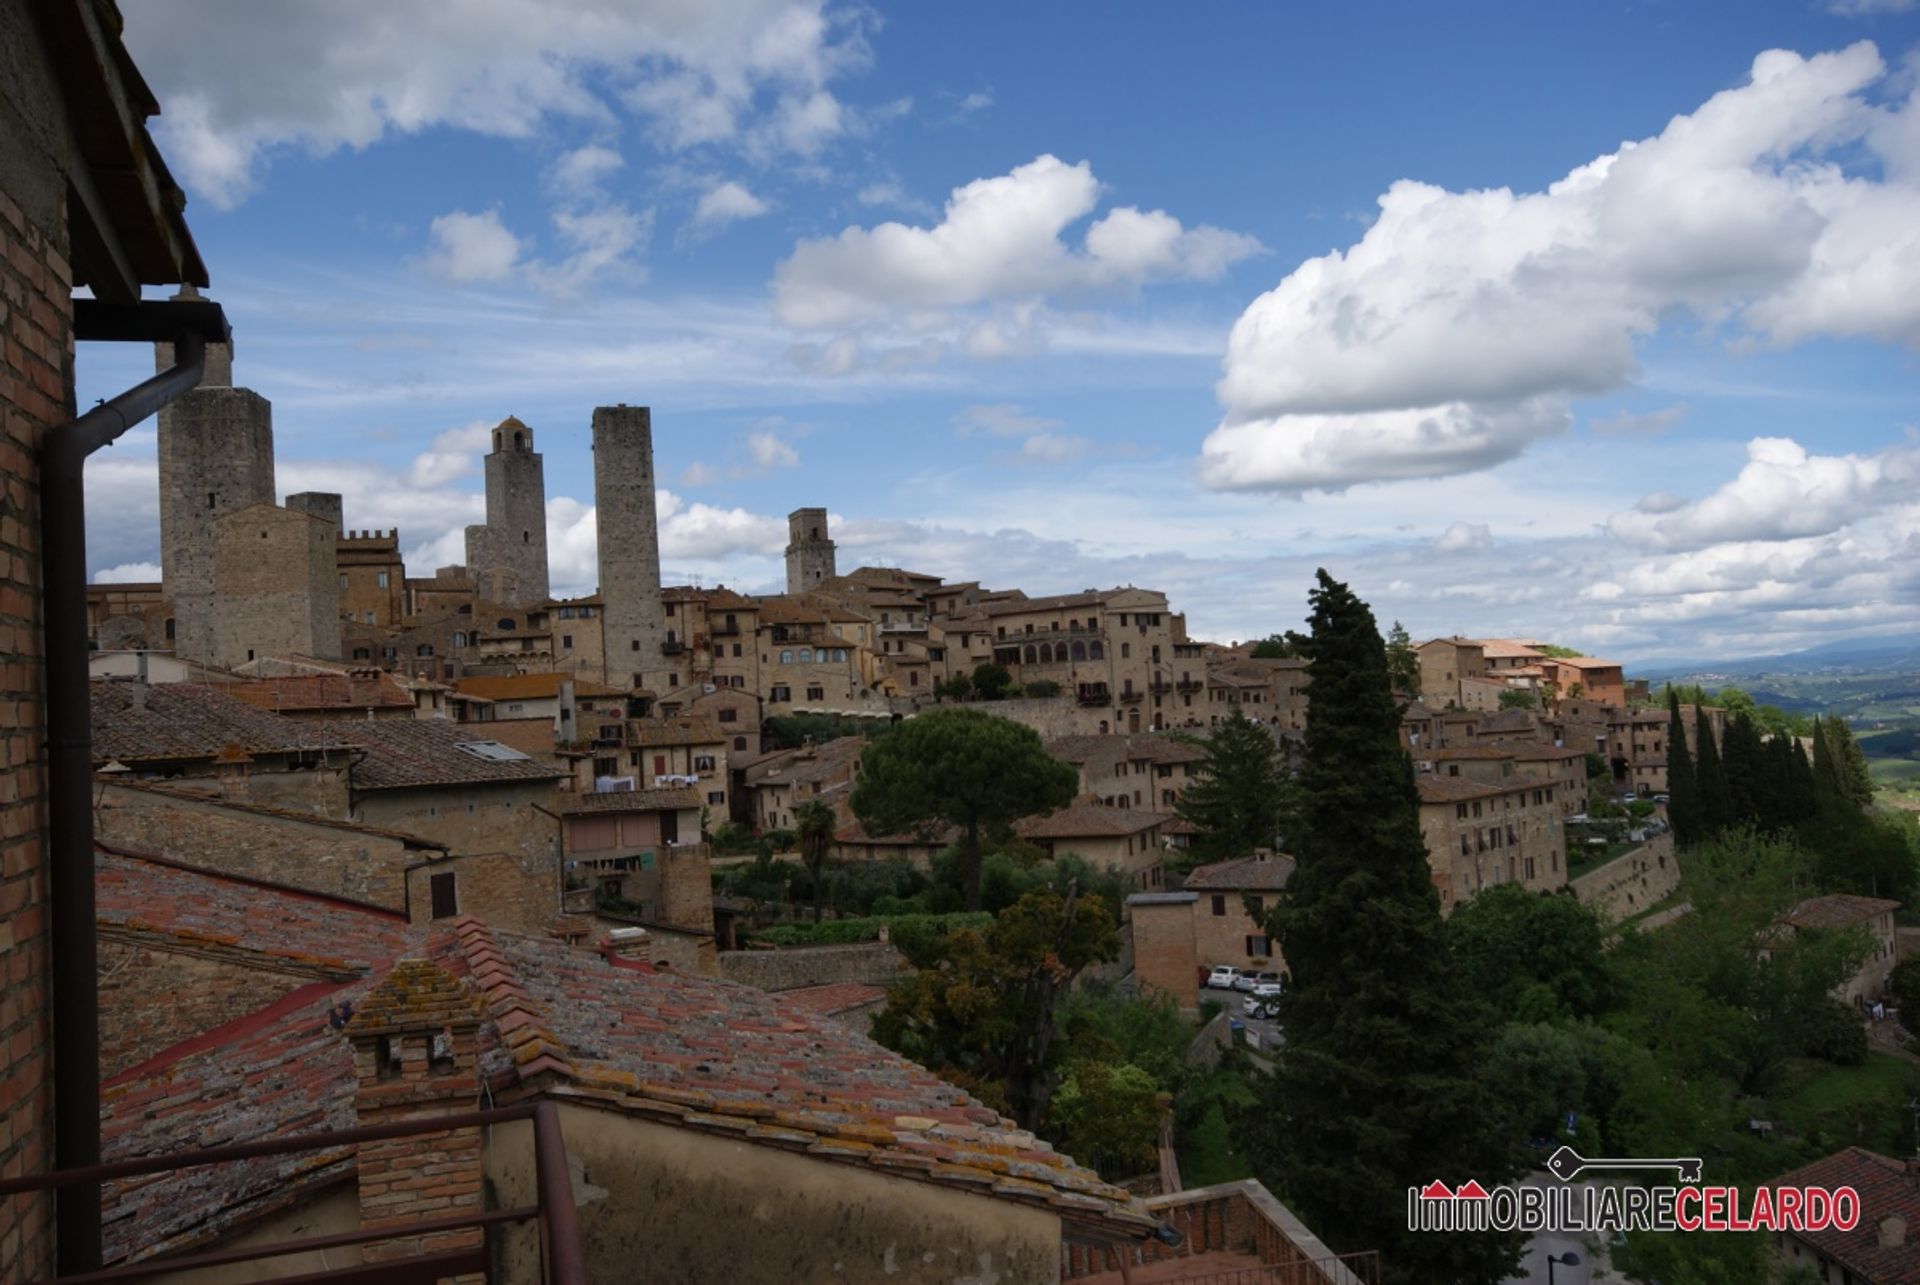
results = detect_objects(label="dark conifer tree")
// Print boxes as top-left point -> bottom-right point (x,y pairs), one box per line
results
1721,711 -> 1764,828
1249,571 -> 1521,1285
1789,739 -> 1819,826
1173,711 -> 1290,865
1694,707 -> 1732,839
1666,690 -> 1701,847
1811,717 -> 1841,807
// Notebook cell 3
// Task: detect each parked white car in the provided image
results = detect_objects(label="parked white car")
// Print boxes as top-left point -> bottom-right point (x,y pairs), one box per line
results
1233,970 -> 1281,993
1244,983 -> 1282,1006
1206,965 -> 1242,989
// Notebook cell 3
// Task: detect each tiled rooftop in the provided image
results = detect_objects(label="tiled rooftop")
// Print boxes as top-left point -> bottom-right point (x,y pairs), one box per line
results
454,672 -> 627,701
91,682 -> 355,765
1045,734 -> 1206,768
224,671 -> 415,713
345,717 -> 570,791
630,713 -> 725,748
97,895 -> 1158,1262
773,981 -> 888,1017
559,786 -> 701,816
1015,802 -> 1166,839
1770,1148 -> 1920,1282
98,777 -> 446,848
1181,855 -> 1297,892
742,735 -> 866,787
1414,775 -> 1517,804
1785,893 -> 1901,931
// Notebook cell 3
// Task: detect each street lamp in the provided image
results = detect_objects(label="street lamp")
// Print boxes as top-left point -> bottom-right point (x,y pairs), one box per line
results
1546,1249 -> 1581,1284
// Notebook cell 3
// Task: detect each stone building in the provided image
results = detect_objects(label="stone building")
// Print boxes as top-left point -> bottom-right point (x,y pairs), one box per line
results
463,415 -> 550,609
784,506 -> 837,594
1130,853 -> 1295,1013
210,502 -> 341,668
335,527 -> 406,628
593,403 -> 669,691
1415,770 -> 1569,913
1014,800 -> 1172,890
1046,733 -> 1208,813
1415,637 -> 1487,708
154,332 -> 275,666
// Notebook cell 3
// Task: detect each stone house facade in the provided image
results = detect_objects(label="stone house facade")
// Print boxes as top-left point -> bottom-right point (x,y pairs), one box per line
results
1415,771 -> 1569,913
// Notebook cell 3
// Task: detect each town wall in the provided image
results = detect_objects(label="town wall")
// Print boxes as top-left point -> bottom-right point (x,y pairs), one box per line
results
716,941 -> 908,991
1572,833 -> 1679,924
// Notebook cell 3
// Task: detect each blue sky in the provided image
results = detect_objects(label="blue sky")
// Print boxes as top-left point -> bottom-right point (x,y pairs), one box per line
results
82,0 -> 1920,661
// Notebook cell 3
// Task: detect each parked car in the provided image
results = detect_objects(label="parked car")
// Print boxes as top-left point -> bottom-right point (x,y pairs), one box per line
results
1653,793 -> 1671,804
1207,965 -> 1242,989
1234,970 -> 1281,993
1244,996 -> 1281,1021
1621,792 -> 1638,803
1245,982 -> 1282,1004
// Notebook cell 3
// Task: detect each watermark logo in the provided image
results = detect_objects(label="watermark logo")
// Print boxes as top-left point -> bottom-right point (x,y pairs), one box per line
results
1408,1146 -> 1859,1235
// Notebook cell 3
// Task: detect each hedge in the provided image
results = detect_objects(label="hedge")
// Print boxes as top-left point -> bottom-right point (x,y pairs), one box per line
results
754,911 -> 993,950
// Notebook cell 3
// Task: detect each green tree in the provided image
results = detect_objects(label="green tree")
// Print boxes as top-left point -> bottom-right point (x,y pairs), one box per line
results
1827,717 -> 1876,808
794,799 -> 836,924
1249,633 -> 1300,659
1667,690 -> 1701,847
933,674 -> 972,702
1497,688 -> 1536,710
1384,620 -> 1419,697
1048,1061 -> 1165,1180
1694,708 -> 1732,838
851,708 -> 1077,911
1172,712 -> 1289,865
1247,571 -> 1521,1284
1889,956 -> 1920,1019
870,886 -> 1120,1129
969,662 -> 1014,701
1721,711 -> 1765,828
1445,885 -> 1610,1022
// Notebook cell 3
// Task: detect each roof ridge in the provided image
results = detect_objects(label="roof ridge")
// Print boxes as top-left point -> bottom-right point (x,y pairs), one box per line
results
96,841 -> 410,921
447,918 -> 577,1083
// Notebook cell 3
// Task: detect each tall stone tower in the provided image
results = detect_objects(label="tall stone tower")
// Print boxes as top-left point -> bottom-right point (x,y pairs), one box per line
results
284,491 -> 344,535
155,305 -> 275,666
464,415 -> 550,608
784,508 -> 836,594
592,404 -> 667,692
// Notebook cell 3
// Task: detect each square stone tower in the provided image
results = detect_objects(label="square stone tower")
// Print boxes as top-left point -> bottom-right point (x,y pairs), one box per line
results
464,415 -> 550,609
155,316 -> 275,666
211,503 -> 342,668
592,404 -> 667,692
784,507 -> 836,594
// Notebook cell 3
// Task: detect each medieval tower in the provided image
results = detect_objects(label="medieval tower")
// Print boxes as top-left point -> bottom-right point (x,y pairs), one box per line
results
784,508 -> 836,595
464,415 -> 550,608
592,404 -> 667,691
155,308 -> 275,665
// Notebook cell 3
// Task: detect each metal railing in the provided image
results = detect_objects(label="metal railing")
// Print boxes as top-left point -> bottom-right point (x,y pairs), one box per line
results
0,1102 -> 586,1284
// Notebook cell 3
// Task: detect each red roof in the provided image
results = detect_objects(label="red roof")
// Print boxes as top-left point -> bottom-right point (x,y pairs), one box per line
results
1771,1148 -> 1920,1281
772,981 -> 888,1016
224,672 -> 415,713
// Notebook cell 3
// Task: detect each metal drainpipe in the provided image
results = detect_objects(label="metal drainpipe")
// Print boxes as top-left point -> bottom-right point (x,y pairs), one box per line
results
43,298 -> 229,1272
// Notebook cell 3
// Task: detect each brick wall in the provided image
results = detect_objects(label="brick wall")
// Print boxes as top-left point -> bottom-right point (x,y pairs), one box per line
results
1571,833 -> 1679,925
97,940 -> 317,1078
405,851 -> 555,935
1129,898 -> 1200,1010
94,782 -> 415,909
0,108 -> 71,1273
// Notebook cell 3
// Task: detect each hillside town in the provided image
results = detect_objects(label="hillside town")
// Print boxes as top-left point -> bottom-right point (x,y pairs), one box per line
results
10,4 -> 1920,1285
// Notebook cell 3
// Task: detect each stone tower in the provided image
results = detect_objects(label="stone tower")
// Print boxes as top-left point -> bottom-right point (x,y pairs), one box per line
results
784,507 -> 836,595
592,404 -> 667,691
155,308 -> 275,666
464,415 -> 549,608
284,491 -> 344,535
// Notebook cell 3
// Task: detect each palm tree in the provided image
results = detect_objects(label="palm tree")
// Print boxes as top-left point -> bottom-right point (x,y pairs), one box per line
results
794,800 -> 836,924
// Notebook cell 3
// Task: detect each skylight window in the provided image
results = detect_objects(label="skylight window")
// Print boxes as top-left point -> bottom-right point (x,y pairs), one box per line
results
453,739 -> 530,763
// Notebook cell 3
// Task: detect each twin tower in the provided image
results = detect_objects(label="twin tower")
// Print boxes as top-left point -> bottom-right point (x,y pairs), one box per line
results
462,405 -> 672,691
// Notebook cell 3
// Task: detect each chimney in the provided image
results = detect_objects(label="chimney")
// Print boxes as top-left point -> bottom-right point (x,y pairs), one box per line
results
129,676 -> 147,712
345,959 -> 487,1276
603,925 -> 651,964
1881,1215 -> 1907,1248
211,743 -> 253,802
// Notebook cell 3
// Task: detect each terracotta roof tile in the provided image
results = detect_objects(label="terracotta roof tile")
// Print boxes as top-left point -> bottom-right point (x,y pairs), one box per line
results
1182,856 -> 1297,892
1015,802 -> 1165,840
1785,894 -> 1901,930
560,787 -> 701,816
345,718 -> 569,791
91,683 -> 357,764
224,672 -> 416,713
455,673 -> 627,701
1770,1148 -> 1920,1281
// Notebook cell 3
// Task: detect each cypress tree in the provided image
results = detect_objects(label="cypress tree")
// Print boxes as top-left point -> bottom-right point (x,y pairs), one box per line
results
1666,690 -> 1700,847
1811,717 -> 1842,807
1721,711 -> 1764,828
1251,571 -> 1521,1284
1694,707 -> 1731,838
1789,739 -> 1819,825
1828,718 -> 1876,809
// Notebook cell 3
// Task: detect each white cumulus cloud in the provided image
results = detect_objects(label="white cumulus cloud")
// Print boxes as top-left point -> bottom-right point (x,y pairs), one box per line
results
1201,42 -> 1920,492
1607,436 -> 1920,550
772,154 -> 1264,329
689,180 -> 772,238
422,211 -> 522,283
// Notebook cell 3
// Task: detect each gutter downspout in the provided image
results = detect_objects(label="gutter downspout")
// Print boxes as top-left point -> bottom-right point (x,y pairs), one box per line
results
44,298 -> 229,1273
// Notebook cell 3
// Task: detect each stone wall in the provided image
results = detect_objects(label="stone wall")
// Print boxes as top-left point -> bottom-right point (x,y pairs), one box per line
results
1129,896 -> 1199,1011
404,850 -> 557,935
212,503 -> 341,667
0,11 -> 69,1259
716,941 -> 907,992
1572,833 -> 1679,924
466,420 -> 549,609
93,782 -> 417,909
593,405 -> 667,692
97,939 -> 317,1078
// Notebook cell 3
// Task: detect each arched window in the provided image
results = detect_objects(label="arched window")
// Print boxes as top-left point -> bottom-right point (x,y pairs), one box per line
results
798,648 -> 814,663
514,431 -> 524,450
833,649 -> 847,662
497,618 -> 515,631
780,650 -> 794,664
452,632 -> 468,647
1071,641 -> 1087,661
1088,640 -> 1103,659
1024,644 -> 1037,664
416,644 -> 434,657
1098,720 -> 1109,734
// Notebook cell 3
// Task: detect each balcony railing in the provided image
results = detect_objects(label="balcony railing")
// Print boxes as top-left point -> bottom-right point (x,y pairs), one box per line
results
710,621 -> 742,637
1077,685 -> 1112,707
1118,689 -> 1144,704
1176,679 -> 1204,694
0,1102 -> 586,1284
1149,680 -> 1173,695
661,639 -> 687,656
